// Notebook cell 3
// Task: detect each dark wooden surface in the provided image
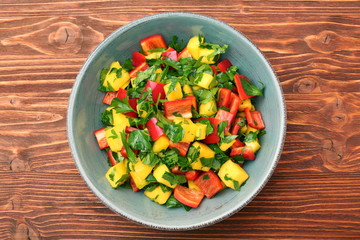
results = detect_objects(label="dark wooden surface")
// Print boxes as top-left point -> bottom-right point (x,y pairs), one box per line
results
1,0 -> 360,239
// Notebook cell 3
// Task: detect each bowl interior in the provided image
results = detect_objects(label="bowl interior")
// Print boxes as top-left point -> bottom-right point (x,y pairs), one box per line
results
68,12 -> 286,230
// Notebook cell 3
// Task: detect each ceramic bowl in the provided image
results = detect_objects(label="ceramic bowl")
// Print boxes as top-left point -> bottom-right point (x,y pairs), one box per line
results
67,12 -> 286,230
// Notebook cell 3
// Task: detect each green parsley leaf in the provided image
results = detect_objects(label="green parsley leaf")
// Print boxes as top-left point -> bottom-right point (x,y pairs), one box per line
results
187,144 -> 200,163
120,131 -> 137,163
128,130 -> 152,152
240,76 -> 263,96
217,121 -> 228,138
203,174 -> 210,180
110,97 -> 136,113
200,157 -> 214,167
224,174 -> 240,190
101,109 -> 113,126
196,119 -> 214,136
163,123 -> 184,143
147,48 -> 166,53
162,172 -> 187,185
165,195 -> 192,211
168,35 -> 185,52
221,134 -> 238,144
244,131 -> 258,143
143,152 -> 160,167
99,68 -> 109,85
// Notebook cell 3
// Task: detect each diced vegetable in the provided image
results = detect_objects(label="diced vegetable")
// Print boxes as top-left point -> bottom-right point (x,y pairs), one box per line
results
152,135 -> 170,153
132,52 -> 146,67
174,185 -> 204,208
244,107 -> 265,130
164,98 -> 193,120
217,59 -> 232,72
153,164 -> 177,188
140,34 -> 167,55
193,170 -> 224,198
164,81 -> 183,101
94,127 -> 109,150
188,142 -> 215,171
129,159 -> 153,190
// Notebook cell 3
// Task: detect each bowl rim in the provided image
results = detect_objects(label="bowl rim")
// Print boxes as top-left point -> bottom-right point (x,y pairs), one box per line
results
67,11 -> 287,231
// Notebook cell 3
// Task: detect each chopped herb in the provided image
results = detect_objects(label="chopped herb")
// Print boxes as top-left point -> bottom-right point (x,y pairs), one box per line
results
163,123 -> 184,143
147,48 -> 166,53
143,152 -> 160,167
240,76 -> 263,96
224,174 -> 240,190
110,97 -> 136,113
244,131 -> 258,143
115,174 -> 130,185
120,131 -> 137,163
168,35 -> 185,52
203,174 -> 210,180
128,130 -> 152,152
217,121 -> 228,138
162,172 -> 187,185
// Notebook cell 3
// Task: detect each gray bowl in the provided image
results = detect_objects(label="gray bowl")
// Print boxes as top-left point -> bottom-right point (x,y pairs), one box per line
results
67,12 -> 286,230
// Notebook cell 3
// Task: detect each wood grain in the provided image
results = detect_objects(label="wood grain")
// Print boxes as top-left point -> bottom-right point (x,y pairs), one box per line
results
0,0 -> 359,239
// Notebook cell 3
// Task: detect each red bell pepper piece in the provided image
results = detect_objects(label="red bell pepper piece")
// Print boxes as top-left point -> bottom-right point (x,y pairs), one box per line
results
211,65 -> 218,75
185,170 -> 200,181
231,138 -> 245,149
102,92 -> 116,105
169,141 -> 190,157
164,98 -> 193,120
217,88 -> 232,108
177,47 -> 192,59
94,127 -> 109,150
215,109 -> 235,130
229,92 -> 240,114
125,126 -> 139,133
171,166 -> 185,175
234,74 -> 254,100
244,107 -> 265,130
162,47 -> 178,61
174,185 -> 204,208
129,176 -> 140,192
145,117 -> 166,141
140,34 -> 167,56
144,80 -> 166,103
194,170 -> 224,198
120,146 -> 128,158
132,52 -> 146,67
217,59 -> 232,72
185,95 -> 197,110
129,62 -> 149,78
102,89 -> 127,105
122,98 -> 138,118
107,149 -> 118,166
195,117 -> 221,144
230,117 -> 246,135
230,146 -> 256,160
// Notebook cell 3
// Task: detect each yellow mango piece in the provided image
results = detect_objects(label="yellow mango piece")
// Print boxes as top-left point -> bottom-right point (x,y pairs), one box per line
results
103,61 -> 131,91
219,139 -> 236,151
112,109 -> 130,126
105,161 -> 129,188
189,142 -> 215,171
155,68 -> 163,83
246,126 -> 259,135
195,123 -> 207,140
129,159 -> 154,190
145,52 -> 162,60
182,84 -> 194,96
194,72 -> 214,89
173,118 -> 197,143
144,186 -> 172,205
245,139 -> 261,153
152,135 -> 170,153
239,98 -> 252,112
218,160 -> 248,190
199,99 -> 217,116
188,180 -> 201,191
153,164 -> 177,188
187,36 -> 202,60
198,48 -> 216,64
164,81 -> 183,101
105,125 -> 126,152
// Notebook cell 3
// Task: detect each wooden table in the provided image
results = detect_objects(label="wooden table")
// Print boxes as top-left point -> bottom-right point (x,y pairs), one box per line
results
1,0 -> 359,239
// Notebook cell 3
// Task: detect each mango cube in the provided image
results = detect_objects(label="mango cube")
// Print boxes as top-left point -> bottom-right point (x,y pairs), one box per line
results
103,61 -> 130,91
195,72 -> 214,89
144,186 -> 172,205
199,99 -> 217,116
182,84 -> 194,96
186,36 -> 202,60
153,164 -> 177,188
129,159 -> 154,190
164,81 -> 183,101
152,135 -> 170,153
218,160 -> 248,190
105,160 -> 129,188
188,142 -> 215,171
